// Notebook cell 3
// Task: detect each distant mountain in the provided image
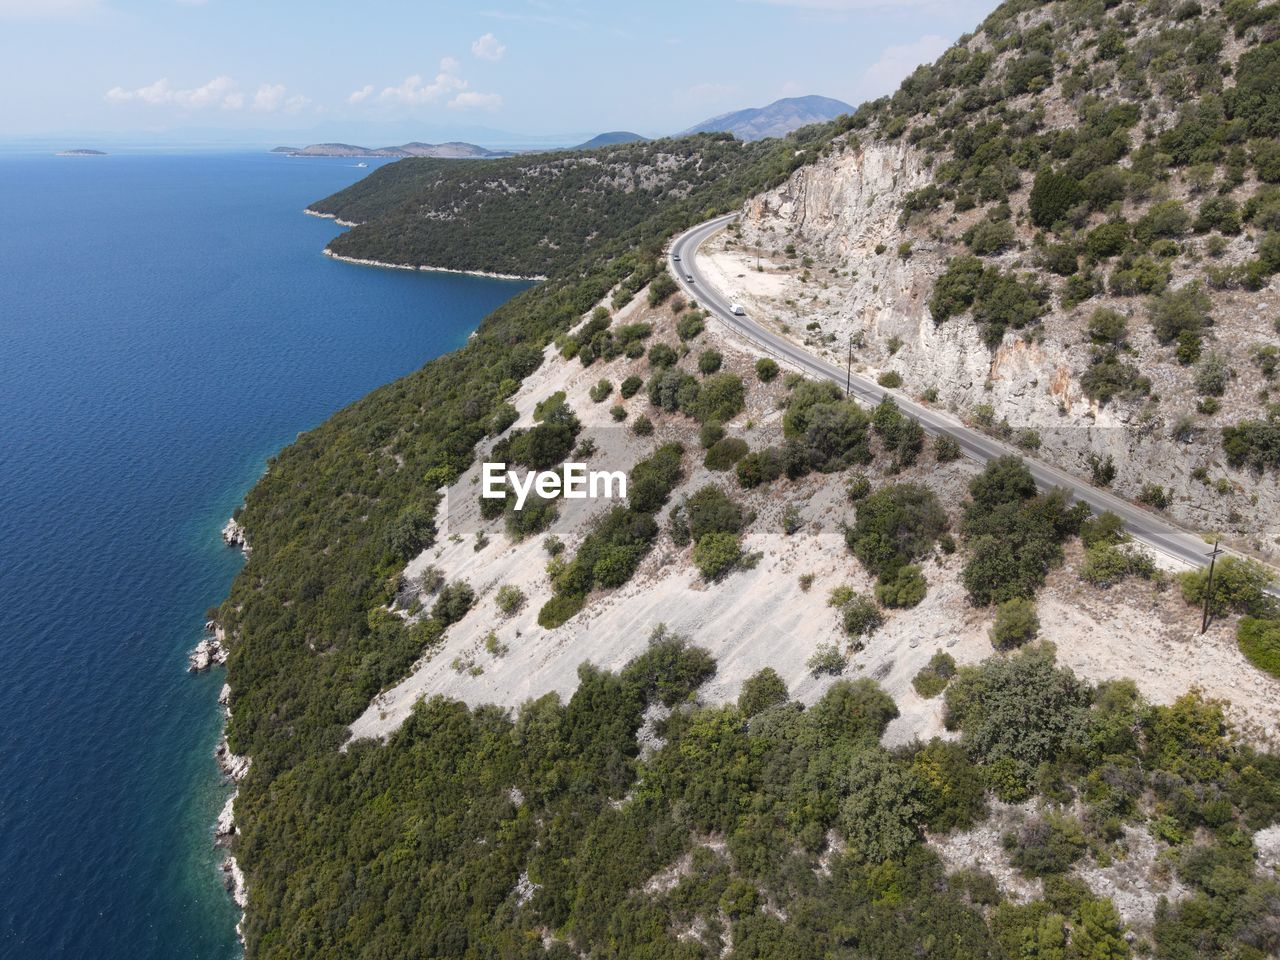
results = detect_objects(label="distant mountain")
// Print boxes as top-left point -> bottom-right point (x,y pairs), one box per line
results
574,131 -> 648,150
680,95 -> 853,141
56,148 -> 106,157
272,141 -> 513,159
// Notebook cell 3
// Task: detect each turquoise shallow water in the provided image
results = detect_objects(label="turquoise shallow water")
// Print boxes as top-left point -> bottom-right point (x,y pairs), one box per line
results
0,151 -> 530,959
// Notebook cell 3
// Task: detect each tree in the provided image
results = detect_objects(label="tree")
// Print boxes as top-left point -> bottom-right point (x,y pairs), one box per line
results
1070,898 -> 1131,960
846,483 -> 949,581
697,349 -> 723,374
876,564 -> 928,608
684,485 -> 744,541
990,598 -> 1040,649
693,531 -> 743,580
838,750 -> 928,862
1030,168 -> 1085,229
738,668 -> 789,718
755,357 -> 779,382
692,373 -> 745,423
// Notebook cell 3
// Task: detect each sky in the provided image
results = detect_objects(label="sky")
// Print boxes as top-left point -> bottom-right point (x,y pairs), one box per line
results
0,0 -> 1001,147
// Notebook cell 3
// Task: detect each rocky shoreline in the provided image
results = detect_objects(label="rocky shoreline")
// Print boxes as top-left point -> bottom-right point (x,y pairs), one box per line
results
303,207 -> 359,228
191,514 -> 252,943
320,247 -> 546,282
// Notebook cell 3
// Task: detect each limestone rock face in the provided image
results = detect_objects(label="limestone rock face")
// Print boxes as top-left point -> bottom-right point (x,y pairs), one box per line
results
731,139 -> 1280,557
221,517 -> 249,553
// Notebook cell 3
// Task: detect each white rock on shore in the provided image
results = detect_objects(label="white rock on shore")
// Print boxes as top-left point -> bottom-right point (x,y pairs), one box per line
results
221,517 -> 250,553
188,626 -> 227,672
221,854 -> 248,909
215,734 -> 251,782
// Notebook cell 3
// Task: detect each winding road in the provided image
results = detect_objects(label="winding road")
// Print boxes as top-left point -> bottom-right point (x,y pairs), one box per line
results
670,213 -> 1244,576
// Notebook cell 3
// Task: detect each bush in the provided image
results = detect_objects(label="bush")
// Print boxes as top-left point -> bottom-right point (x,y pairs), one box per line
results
1084,221 -> 1131,259
609,404 -> 627,421
692,373 -> 745,423
494,584 -> 526,616
944,644 -> 1091,792
1149,282 -> 1212,346
755,357 -> 779,382
1194,353 -> 1230,397
877,370 -> 904,388
735,447 -> 785,488
631,414 -> 653,436
704,436 -> 749,470
1134,199 -> 1191,243
1030,168 -> 1085,229
876,564 -> 928,608
588,379 -> 613,403
838,750 -> 928,862
684,485 -> 743,541
1239,617 -> 1280,678
1005,814 -> 1087,877
966,219 -> 1017,255
738,667 -> 789,718
537,591 -> 586,629
846,483 -> 949,581
1081,543 -> 1157,588
676,312 -> 705,341
648,342 -> 678,368
807,643 -> 845,676
1221,415 -> 1280,471
697,349 -> 723,375
647,272 -> 678,306
1178,556 -> 1275,617
841,593 -> 884,641
935,435 -> 961,463
692,531 -> 743,581
619,375 -> 643,399
912,651 -> 957,699
431,581 -> 476,625
1086,308 -> 1128,346
989,597 -> 1040,649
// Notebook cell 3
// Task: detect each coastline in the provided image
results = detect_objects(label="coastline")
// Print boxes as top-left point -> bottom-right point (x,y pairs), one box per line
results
191,516 -> 253,944
303,207 -> 359,228
321,248 -> 546,283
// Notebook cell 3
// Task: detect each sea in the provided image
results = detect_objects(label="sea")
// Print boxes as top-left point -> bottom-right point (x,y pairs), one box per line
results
0,149 -> 532,959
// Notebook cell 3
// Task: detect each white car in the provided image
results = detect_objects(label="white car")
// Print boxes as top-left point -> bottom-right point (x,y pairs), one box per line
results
731,303 -> 746,316
672,254 -> 681,262
685,273 -> 694,282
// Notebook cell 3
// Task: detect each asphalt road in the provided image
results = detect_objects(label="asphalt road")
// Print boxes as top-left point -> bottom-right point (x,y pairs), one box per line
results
669,213 -> 1233,574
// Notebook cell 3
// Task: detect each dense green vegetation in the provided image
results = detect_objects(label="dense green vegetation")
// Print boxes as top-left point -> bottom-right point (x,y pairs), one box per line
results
215,1 -> 1280,956
314,134 -> 824,277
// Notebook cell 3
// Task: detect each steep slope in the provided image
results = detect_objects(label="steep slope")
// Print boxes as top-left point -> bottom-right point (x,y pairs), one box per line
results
273,141 -> 512,158
707,0 -> 1280,559
681,94 -> 854,140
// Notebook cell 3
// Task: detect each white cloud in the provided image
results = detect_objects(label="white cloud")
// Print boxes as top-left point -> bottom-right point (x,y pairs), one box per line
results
471,32 -> 506,60
252,83 -> 310,112
346,84 -> 375,104
0,0 -> 99,17
378,58 -> 467,105
448,91 -> 503,111
857,33 -> 950,98
104,75 -> 242,110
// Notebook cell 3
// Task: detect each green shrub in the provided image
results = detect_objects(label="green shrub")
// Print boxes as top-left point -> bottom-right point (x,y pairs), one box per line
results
692,373 -> 745,423
631,414 -> 653,436
935,435 -> 961,463
692,531 -> 743,580
697,349 -> 723,375
1149,282 -> 1212,346
619,375 -> 643,399
609,404 -> 627,421
1086,308 -> 1128,346
755,357 -> 780,382
589,378 -> 613,403
847,483 -> 948,581
1239,617 -> 1280,678
738,667 -> 789,718
1178,556 -> 1275,617
912,651 -> 957,698
1005,814 -> 1087,877
876,564 -> 928,608
989,597 -> 1040,650
840,593 -> 884,642
965,218 -> 1017,255
537,590 -> 586,629
684,485 -> 743,541
878,370 -> 904,388
838,749 -> 928,862
807,642 -> 845,676
1030,168 -> 1085,228
494,584 -> 526,616
735,447 -> 784,488
704,436 -> 749,470
648,342 -> 678,368
676,312 -> 705,341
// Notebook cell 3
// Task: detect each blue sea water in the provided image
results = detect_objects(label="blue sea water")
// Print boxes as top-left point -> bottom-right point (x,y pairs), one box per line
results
0,151 -> 531,959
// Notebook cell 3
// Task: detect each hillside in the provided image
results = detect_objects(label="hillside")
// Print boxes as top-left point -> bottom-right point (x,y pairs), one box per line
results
273,140 -> 512,158
574,130 -> 648,150
216,1 -> 1280,958
306,133 -> 824,277
681,94 -> 854,140
705,0 -> 1280,561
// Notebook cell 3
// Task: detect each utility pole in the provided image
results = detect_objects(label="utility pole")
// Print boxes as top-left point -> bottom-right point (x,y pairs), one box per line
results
845,335 -> 853,397
1201,539 -> 1223,634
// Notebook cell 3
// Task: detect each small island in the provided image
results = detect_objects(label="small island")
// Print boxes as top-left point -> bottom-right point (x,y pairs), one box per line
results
56,149 -> 107,157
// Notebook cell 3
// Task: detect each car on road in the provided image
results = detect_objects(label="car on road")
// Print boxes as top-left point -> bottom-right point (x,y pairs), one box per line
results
685,273 -> 694,282
672,254 -> 681,261
731,303 -> 746,316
